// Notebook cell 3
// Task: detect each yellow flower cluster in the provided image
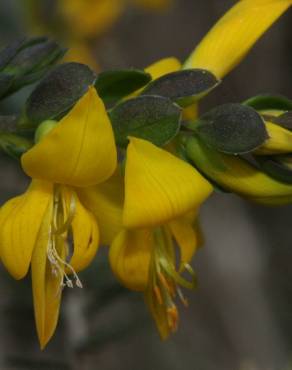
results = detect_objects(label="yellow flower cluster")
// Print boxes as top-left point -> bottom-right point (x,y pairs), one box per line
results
0,0 -> 291,348
26,0 -> 172,70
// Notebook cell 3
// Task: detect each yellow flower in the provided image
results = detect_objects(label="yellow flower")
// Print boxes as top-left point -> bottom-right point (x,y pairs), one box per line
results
186,136 -> 292,206
256,121 -> 292,155
182,0 -> 292,204
109,137 -> 212,338
0,87 -> 117,348
58,0 -> 172,40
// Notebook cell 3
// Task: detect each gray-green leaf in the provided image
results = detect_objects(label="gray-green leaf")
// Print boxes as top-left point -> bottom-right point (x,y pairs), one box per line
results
141,69 -> 220,107
196,103 -> 268,154
95,69 -> 151,105
109,95 -> 181,147
25,62 -> 97,126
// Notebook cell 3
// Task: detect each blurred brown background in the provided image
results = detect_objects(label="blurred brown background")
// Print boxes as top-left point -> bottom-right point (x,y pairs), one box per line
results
0,1 -> 292,369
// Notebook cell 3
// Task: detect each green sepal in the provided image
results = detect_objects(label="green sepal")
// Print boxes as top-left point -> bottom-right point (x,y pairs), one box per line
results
24,62 -> 97,127
255,154 -> 292,184
243,94 -> 292,112
109,95 -> 182,147
183,134 -> 230,193
95,69 -> 151,105
0,132 -> 33,159
141,69 -> 220,107
195,103 -> 268,154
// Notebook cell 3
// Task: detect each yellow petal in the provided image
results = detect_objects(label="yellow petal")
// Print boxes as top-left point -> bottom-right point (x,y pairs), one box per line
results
58,0 -> 124,38
186,136 -> 292,200
22,87 -> 117,187
77,171 -> 124,245
168,211 -> 202,265
183,104 -> 199,122
185,0 -> 292,78
255,121 -> 292,155
0,180 -> 53,279
69,192 -> 99,272
31,198 -> 61,349
123,137 -> 213,228
145,57 -> 181,79
109,229 -> 152,291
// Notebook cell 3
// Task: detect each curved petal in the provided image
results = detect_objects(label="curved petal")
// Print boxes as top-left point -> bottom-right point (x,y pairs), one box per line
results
185,0 -> 292,78
0,180 -> 53,280
145,57 -> 182,79
168,211 -> 203,265
22,86 -> 117,187
123,137 -> 213,228
31,199 -> 61,349
69,192 -> 99,273
187,136 -> 292,199
109,229 -> 152,291
255,121 -> 292,155
77,171 -> 124,246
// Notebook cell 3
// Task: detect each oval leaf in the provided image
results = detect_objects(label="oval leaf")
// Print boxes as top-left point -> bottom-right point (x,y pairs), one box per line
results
196,103 -> 268,154
243,94 -> 292,112
109,95 -> 181,147
95,69 -> 151,105
141,69 -> 220,107
25,62 -> 96,126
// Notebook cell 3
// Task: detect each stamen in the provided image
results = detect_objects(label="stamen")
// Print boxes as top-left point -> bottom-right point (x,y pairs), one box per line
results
154,285 -> 163,305
47,186 -> 83,291
148,227 -> 195,336
167,306 -> 178,332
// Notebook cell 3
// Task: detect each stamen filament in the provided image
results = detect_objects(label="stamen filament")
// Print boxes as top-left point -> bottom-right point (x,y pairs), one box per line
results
146,226 -> 196,337
47,185 -> 82,291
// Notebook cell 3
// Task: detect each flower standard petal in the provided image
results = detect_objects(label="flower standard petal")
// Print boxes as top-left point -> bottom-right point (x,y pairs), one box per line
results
0,180 -> 53,279
185,0 -> 292,78
123,137 -> 213,228
109,229 -> 153,291
22,86 -> 117,187
77,170 -> 124,246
